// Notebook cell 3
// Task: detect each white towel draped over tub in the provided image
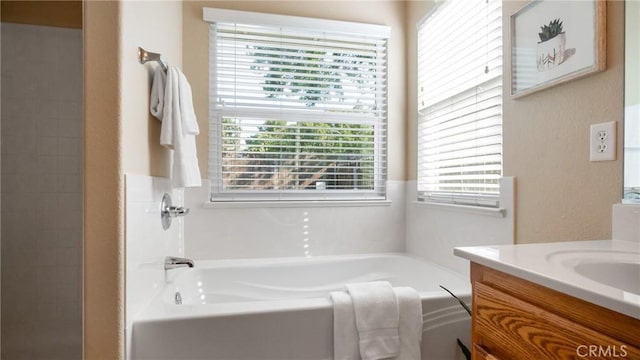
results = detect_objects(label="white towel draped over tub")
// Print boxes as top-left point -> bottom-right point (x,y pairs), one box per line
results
330,282 -> 423,360
150,65 -> 202,188
346,281 -> 400,359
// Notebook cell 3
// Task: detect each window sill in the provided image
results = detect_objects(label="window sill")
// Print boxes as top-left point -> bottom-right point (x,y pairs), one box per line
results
204,199 -> 393,209
412,201 -> 506,218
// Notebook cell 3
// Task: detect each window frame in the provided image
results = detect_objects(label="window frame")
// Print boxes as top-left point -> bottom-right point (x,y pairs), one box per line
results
204,8 -> 391,203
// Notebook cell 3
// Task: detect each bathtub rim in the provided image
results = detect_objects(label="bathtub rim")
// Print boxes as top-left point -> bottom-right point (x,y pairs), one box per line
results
176,252 -> 465,270
134,252 -> 471,323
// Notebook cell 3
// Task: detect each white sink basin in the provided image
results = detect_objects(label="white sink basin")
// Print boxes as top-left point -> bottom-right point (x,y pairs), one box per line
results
574,262 -> 640,294
547,250 -> 640,294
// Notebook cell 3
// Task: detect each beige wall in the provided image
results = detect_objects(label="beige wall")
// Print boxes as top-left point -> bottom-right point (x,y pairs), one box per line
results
626,0 -> 639,106
84,1 -> 182,358
1,0 -> 82,29
121,1 -> 182,176
503,1 -> 624,243
406,1 -> 624,244
84,1 -> 123,358
183,0 -> 408,181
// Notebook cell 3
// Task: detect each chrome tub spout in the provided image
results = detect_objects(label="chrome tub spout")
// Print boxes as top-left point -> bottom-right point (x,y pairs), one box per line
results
164,256 -> 194,270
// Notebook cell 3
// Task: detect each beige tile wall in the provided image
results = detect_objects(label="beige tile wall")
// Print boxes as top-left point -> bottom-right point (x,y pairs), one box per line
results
1,22 -> 82,360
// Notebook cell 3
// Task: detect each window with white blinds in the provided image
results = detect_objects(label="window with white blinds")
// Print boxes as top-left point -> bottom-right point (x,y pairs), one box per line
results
417,0 -> 503,207
205,9 -> 389,202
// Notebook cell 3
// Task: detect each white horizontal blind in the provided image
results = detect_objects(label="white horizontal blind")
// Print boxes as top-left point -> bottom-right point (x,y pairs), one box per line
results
208,14 -> 388,201
417,0 -> 503,207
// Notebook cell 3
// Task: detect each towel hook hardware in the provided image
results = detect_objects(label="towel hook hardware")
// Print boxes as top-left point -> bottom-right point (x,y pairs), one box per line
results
160,193 -> 190,231
138,46 -> 168,72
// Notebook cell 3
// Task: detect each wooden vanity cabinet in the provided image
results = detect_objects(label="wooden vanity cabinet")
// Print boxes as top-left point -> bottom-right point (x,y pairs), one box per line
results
470,263 -> 640,360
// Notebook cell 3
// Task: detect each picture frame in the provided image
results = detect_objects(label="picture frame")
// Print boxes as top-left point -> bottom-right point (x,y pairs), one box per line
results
510,0 -> 606,98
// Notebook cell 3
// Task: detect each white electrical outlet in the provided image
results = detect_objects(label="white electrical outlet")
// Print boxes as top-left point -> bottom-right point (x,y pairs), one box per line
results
590,121 -> 616,161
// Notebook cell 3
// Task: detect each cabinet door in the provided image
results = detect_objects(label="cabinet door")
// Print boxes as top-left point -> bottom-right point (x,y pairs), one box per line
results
473,282 -> 640,360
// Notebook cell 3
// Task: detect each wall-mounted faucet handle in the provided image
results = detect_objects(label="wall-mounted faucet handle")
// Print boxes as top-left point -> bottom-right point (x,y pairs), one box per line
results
165,205 -> 190,217
160,193 -> 189,230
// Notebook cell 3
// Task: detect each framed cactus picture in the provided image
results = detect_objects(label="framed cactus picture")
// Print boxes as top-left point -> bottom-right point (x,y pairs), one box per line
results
511,0 -> 606,98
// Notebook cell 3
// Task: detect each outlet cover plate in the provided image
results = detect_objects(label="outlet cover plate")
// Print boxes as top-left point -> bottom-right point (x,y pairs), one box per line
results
590,121 -> 616,162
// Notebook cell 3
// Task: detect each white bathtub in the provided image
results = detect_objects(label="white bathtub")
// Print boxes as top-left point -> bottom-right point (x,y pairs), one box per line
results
131,253 -> 471,360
